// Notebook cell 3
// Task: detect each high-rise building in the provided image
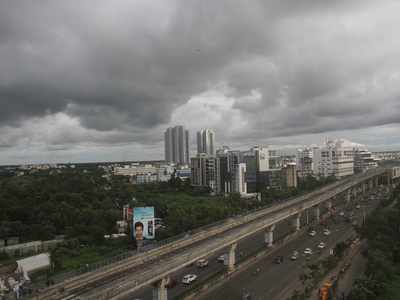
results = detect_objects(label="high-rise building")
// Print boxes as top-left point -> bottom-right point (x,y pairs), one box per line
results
190,154 -> 216,191
242,146 -> 271,193
197,129 -> 215,156
235,163 -> 247,195
296,148 -> 314,178
282,163 -> 298,188
215,147 -> 243,194
164,126 -> 189,165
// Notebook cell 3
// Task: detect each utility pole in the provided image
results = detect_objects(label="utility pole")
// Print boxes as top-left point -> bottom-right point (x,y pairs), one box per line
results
362,206 -> 366,226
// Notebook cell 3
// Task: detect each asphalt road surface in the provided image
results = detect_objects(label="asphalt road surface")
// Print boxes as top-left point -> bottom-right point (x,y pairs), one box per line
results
200,189 -> 384,300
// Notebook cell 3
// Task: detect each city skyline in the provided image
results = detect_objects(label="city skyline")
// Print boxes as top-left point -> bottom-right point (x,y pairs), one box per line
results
1,1 -> 400,165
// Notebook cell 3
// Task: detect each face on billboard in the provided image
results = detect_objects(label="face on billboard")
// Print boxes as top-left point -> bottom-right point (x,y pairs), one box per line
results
133,207 -> 155,240
134,222 -> 144,240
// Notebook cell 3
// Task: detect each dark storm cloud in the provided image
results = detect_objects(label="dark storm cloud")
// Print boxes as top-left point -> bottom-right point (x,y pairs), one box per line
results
0,0 -> 399,160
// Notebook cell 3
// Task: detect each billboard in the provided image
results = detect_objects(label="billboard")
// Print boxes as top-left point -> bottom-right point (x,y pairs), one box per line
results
133,207 -> 155,240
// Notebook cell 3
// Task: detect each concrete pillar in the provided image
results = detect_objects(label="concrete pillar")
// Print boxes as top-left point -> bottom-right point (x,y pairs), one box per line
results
346,189 -> 351,203
294,213 -> 301,231
326,201 -> 332,210
362,183 -> 366,194
306,209 -> 309,225
228,243 -> 237,272
369,180 -> 373,190
264,225 -> 275,247
375,177 -> 379,187
315,206 -> 320,223
152,277 -> 168,300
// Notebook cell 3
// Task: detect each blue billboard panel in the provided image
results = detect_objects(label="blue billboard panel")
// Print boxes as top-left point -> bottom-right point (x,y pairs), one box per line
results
133,207 -> 155,240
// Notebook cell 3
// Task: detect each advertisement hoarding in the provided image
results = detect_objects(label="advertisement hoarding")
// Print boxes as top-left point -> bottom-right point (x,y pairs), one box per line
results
133,207 -> 155,240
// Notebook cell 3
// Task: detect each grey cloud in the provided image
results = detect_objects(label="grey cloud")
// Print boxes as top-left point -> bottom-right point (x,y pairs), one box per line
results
0,0 -> 400,163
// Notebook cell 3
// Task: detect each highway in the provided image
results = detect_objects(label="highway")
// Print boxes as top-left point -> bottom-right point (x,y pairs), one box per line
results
199,188 -> 385,300
127,217 -> 312,300
35,168 -> 386,300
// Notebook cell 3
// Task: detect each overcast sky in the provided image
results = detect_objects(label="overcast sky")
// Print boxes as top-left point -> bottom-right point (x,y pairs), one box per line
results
1,0 -> 400,164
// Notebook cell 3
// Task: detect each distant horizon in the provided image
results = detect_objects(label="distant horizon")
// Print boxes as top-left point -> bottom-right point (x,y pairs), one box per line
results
1,143 -> 398,167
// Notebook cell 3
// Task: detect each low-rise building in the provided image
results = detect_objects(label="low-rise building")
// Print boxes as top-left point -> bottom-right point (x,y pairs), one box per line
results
353,149 -> 378,173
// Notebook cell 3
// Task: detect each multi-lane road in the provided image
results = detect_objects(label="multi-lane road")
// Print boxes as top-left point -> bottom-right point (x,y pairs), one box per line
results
127,187 -> 385,300
200,188 -> 385,300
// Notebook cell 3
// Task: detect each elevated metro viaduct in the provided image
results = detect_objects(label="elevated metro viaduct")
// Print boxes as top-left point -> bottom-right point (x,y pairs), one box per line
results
36,168 -> 399,300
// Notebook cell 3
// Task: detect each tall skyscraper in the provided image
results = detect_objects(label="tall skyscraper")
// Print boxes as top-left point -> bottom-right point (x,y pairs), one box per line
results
197,129 -> 215,156
164,125 -> 189,165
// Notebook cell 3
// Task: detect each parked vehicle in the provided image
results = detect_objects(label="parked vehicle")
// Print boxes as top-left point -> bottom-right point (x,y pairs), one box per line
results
323,229 -> 331,236
290,251 -> 299,260
318,242 -> 326,249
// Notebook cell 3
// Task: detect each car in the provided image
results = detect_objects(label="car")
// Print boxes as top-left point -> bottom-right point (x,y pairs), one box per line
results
274,255 -> 284,264
304,248 -> 313,255
196,259 -> 208,268
317,242 -> 326,249
308,230 -> 317,237
356,204 -> 361,209
323,229 -> 331,236
182,274 -> 197,284
339,211 -> 345,217
242,290 -> 252,300
290,251 -> 299,260
217,254 -> 226,263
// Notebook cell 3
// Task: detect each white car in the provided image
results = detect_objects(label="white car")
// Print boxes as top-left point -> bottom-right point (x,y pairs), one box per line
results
323,229 -> 331,236
339,211 -> 345,217
196,259 -> 208,268
304,248 -> 313,255
318,242 -> 326,249
356,204 -> 361,209
308,230 -> 317,237
290,251 -> 299,260
182,274 -> 197,284
217,255 -> 226,263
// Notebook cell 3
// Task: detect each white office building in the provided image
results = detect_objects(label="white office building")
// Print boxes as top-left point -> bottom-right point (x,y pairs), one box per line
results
215,147 -> 244,194
315,139 -> 355,178
234,163 -> 247,195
